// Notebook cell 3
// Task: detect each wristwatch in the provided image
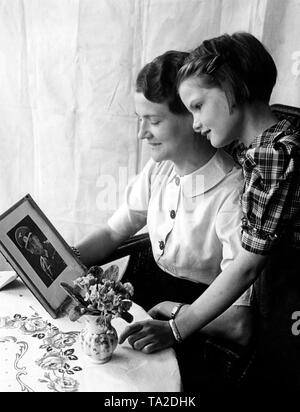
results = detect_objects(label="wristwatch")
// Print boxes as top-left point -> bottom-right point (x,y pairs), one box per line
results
170,303 -> 185,319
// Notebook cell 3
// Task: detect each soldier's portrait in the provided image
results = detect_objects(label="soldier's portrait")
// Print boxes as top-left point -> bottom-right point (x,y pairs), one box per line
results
9,216 -> 67,287
0,195 -> 86,319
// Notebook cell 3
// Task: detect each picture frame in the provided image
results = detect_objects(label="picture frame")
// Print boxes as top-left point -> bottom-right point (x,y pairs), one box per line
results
0,194 -> 86,318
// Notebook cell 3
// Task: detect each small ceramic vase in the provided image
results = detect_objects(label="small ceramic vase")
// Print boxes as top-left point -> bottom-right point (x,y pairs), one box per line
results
80,315 -> 118,363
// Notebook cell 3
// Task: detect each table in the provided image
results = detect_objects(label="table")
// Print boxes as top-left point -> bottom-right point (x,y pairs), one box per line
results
0,276 -> 182,392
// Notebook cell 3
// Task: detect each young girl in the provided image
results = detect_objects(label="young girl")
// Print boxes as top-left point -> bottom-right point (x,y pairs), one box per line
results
174,32 -> 300,393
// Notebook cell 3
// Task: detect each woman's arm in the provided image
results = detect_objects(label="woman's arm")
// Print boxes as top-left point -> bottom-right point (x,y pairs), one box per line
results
76,223 -> 128,267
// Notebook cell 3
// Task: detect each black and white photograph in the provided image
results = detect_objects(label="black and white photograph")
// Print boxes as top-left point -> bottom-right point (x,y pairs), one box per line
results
8,215 -> 67,287
0,194 -> 86,319
0,0 -> 299,401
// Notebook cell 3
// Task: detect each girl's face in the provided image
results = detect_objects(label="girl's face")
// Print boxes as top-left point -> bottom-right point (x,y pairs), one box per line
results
134,92 -> 196,164
178,76 -> 242,148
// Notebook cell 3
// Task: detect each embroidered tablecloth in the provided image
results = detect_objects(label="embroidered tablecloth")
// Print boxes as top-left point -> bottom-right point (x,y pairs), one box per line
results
0,278 -> 181,392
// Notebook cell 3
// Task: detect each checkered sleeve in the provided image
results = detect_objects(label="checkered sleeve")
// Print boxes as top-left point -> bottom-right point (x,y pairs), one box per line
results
241,140 -> 300,255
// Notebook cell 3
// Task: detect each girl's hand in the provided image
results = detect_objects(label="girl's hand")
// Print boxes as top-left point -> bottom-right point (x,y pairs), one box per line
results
148,301 -> 189,320
148,301 -> 177,320
118,319 -> 175,353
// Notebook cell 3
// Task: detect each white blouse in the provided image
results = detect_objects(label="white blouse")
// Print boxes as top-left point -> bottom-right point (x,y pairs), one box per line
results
108,149 -> 252,306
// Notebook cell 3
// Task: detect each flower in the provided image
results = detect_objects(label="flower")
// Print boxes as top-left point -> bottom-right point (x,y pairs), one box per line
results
36,351 -> 69,370
39,372 -> 80,392
50,376 -> 79,392
41,330 -> 78,350
62,264 -> 134,323
20,318 -> 48,334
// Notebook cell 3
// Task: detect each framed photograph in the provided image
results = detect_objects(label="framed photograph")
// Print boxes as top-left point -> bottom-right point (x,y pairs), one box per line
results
0,194 -> 86,318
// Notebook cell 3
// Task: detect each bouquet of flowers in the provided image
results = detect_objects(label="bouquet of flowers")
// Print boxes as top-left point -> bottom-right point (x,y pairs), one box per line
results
60,264 -> 134,323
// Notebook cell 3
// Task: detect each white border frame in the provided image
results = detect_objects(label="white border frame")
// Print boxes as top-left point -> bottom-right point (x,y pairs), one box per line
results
0,194 -> 86,318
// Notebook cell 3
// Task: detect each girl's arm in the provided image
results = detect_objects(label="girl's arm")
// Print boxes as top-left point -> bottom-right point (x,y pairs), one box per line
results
149,300 -> 254,347
119,247 -> 267,353
175,247 -> 268,339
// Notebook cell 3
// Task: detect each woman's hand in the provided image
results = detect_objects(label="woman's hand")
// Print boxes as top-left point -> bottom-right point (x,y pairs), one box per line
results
118,319 -> 175,353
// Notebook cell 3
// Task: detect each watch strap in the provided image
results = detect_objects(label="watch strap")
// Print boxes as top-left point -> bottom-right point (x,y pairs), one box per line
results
170,303 -> 185,319
168,319 -> 183,343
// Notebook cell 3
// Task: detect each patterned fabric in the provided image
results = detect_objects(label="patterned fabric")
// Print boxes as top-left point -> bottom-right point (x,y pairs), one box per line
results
229,119 -> 300,255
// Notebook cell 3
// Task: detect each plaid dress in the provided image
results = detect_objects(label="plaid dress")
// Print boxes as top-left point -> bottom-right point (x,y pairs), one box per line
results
230,119 -> 300,254
230,119 -> 300,392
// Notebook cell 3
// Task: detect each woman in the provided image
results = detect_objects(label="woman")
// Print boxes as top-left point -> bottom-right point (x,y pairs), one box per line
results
175,32 -> 300,393
74,50 -> 255,391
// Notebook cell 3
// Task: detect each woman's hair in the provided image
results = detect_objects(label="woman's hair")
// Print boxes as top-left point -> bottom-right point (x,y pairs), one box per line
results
136,50 -> 189,115
177,32 -> 277,106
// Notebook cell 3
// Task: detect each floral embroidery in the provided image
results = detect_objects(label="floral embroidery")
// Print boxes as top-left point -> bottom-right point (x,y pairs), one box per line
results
40,330 -> 77,350
36,350 -> 70,370
0,313 -> 82,392
20,317 -> 48,335
39,373 -> 79,392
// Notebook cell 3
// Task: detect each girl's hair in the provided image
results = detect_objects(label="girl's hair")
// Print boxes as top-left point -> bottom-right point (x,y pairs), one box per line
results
177,32 -> 277,106
136,50 -> 189,115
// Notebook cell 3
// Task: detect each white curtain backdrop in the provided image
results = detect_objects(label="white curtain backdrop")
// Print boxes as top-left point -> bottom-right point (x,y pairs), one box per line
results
0,0 -> 300,269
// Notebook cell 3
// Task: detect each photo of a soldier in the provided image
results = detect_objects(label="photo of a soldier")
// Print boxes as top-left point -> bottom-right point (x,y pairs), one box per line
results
8,216 -> 67,287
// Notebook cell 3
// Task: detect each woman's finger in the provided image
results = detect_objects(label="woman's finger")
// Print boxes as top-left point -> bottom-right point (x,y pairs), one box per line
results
118,322 -> 144,344
131,335 -> 153,351
141,342 -> 159,354
127,330 -> 148,347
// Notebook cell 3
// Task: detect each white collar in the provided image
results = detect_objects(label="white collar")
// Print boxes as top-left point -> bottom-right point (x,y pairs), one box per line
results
167,150 -> 235,197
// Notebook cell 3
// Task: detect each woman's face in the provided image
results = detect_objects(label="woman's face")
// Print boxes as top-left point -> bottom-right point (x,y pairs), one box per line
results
134,92 -> 195,164
178,76 -> 242,148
